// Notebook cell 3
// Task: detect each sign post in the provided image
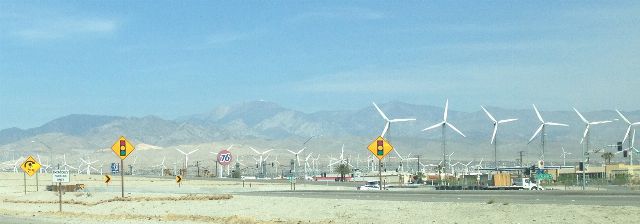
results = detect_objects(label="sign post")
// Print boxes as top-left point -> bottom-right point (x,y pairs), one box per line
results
52,170 -> 70,212
367,136 -> 394,190
20,155 -> 42,194
111,136 -> 135,198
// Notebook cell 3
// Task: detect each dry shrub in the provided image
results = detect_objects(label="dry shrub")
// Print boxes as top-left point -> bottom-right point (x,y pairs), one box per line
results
2,194 -> 233,206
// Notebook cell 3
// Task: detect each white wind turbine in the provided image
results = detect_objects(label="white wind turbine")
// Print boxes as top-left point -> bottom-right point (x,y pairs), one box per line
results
462,160 -> 473,175
616,129 -> 638,165
250,147 -> 275,168
303,152 -> 314,178
481,106 -> 517,170
311,154 -> 321,176
574,107 -> 613,168
393,148 -> 417,172
153,157 -> 167,176
560,147 -> 571,166
328,144 -> 353,168
176,148 -> 200,174
129,156 -> 139,175
61,154 -> 77,171
423,99 -> 465,174
372,102 -> 416,138
617,110 -> 640,151
527,104 -> 569,160
37,154 -> 51,174
287,147 -> 306,173
79,157 -> 99,175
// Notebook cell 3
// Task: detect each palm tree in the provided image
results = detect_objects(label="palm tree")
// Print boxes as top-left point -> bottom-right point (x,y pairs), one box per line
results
601,152 -> 614,165
334,164 -> 351,182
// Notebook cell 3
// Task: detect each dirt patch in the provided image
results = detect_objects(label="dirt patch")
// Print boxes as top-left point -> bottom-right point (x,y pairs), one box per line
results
2,194 -> 233,206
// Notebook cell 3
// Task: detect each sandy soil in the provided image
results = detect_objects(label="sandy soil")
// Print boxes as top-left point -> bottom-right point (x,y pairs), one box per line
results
1,172 -> 639,224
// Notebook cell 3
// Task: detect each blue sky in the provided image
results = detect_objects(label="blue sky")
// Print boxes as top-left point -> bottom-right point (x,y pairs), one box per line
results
1,1 -> 639,129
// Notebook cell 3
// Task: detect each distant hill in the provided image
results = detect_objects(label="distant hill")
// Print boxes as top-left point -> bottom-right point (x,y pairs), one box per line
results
1,101 -> 638,163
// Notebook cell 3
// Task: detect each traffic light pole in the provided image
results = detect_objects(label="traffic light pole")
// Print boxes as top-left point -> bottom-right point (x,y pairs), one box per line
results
120,159 -> 124,198
379,159 -> 383,190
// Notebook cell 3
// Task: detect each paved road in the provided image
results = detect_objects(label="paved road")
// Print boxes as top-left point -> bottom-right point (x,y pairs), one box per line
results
240,190 -> 640,206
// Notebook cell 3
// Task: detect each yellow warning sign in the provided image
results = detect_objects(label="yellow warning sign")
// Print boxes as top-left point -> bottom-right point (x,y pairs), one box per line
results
21,155 -> 41,176
176,175 -> 182,183
367,136 -> 394,160
111,136 -> 135,160
104,175 -> 111,184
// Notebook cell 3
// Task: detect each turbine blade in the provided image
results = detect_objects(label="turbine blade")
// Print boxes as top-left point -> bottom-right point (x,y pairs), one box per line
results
188,148 -> 200,154
305,153 -> 313,161
250,147 -> 261,154
263,149 -> 275,154
393,149 -> 403,160
446,122 -> 466,137
389,118 -> 416,122
480,106 -> 496,123
287,149 -> 296,154
623,126 -> 631,143
372,102 -> 390,121
422,122 -> 444,132
617,109 -> 631,124
298,147 -> 307,154
498,118 -> 518,124
573,108 -> 589,124
533,104 -> 544,123
226,144 -> 234,150
381,122 -> 390,138
175,148 -> 186,155
443,99 -> 449,122
546,122 -> 569,127
581,126 -> 589,144
528,124 -> 544,144
490,125 -> 498,145
591,121 -> 612,125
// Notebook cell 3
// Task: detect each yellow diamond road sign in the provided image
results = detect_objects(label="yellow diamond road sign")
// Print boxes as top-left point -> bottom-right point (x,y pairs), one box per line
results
111,136 -> 135,160
367,136 -> 394,160
21,155 -> 41,176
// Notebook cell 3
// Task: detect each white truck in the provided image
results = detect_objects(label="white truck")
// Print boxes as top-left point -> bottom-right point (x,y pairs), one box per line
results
510,178 -> 543,190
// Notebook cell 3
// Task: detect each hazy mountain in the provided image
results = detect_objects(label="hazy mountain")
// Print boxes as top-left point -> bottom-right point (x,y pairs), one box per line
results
1,101 -> 639,162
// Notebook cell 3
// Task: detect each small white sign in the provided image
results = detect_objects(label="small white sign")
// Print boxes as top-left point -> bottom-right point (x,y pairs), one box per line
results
52,170 -> 70,183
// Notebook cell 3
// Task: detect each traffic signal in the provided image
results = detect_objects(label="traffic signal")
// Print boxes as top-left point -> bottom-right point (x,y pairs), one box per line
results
524,168 -> 530,175
377,140 -> 384,156
617,142 -> 623,151
579,162 -> 584,171
624,150 -> 628,158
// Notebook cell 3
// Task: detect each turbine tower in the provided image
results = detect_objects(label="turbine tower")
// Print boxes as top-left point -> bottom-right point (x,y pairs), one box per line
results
176,148 -> 199,176
372,102 -> 416,138
573,107 -> 612,188
287,147 -> 306,175
527,104 -> 569,160
560,147 -> 571,166
480,106 -> 517,170
423,99 -> 466,174
616,109 -> 640,156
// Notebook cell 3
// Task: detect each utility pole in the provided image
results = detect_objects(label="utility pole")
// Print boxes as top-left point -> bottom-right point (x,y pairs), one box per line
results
196,161 -> 201,177
518,151 -> 526,167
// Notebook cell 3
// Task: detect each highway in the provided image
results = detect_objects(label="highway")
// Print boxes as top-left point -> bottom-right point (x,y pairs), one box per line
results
240,190 -> 640,206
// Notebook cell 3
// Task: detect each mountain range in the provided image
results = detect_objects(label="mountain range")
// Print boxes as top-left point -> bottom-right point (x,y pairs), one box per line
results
1,101 -> 639,163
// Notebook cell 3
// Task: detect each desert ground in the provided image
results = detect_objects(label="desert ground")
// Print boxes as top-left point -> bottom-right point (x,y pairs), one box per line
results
0,172 -> 639,224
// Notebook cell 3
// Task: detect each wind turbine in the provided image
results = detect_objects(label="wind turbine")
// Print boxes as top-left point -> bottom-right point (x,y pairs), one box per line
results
129,156 -> 139,175
560,147 -> 571,166
527,104 -> 569,160
574,107 -> 613,172
287,147 -> 306,174
617,109 -> 640,155
481,106 -> 517,170
303,152 -> 314,179
79,157 -> 99,175
372,102 -> 416,138
393,148 -> 417,172
423,99 -> 465,175
462,160 -> 473,175
61,154 -> 77,171
312,154 -> 321,176
328,144 -> 353,168
37,154 -> 51,174
152,157 -> 167,176
176,148 -> 200,176
616,129 -> 639,165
